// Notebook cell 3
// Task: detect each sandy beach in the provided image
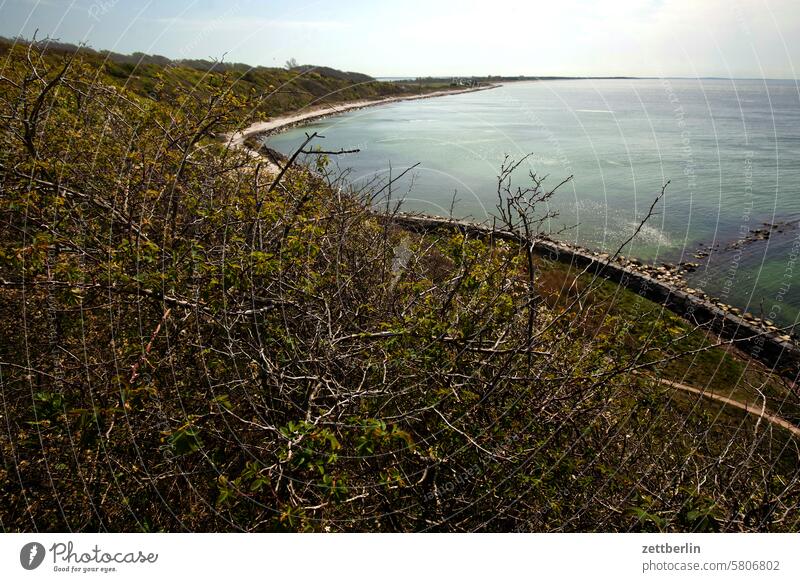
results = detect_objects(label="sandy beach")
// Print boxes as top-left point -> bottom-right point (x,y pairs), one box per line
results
226,83 -> 499,149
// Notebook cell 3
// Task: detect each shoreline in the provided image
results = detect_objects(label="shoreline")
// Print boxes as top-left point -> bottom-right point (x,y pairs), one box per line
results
226,83 -> 500,148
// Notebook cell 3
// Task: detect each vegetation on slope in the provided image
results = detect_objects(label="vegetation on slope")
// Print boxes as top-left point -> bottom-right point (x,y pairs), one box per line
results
1,42 -> 799,533
0,37 -> 451,121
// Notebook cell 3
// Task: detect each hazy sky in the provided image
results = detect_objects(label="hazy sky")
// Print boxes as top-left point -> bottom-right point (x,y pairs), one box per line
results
1,0 -> 799,78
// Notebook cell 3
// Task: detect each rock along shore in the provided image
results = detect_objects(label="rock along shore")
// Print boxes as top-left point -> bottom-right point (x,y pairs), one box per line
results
390,213 -> 800,379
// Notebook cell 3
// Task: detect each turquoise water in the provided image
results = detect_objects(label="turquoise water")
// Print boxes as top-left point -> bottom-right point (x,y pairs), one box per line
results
265,79 -> 800,325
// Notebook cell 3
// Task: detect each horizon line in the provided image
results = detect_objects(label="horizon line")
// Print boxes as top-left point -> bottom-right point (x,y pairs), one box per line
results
375,75 -> 800,82
3,35 -> 798,83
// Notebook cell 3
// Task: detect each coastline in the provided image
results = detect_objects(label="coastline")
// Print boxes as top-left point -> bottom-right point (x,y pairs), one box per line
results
226,83 -> 500,148
228,86 -> 800,374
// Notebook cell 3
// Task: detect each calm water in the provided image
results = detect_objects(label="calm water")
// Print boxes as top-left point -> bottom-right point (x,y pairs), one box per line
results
266,79 -> 800,325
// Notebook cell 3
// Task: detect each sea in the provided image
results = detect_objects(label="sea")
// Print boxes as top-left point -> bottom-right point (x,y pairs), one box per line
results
264,79 -> 800,326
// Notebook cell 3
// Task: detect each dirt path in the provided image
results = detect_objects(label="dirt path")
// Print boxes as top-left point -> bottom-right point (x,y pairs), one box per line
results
653,376 -> 800,437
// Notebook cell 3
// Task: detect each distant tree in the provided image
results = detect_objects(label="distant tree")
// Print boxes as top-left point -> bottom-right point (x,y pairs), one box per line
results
285,57 -> 299,70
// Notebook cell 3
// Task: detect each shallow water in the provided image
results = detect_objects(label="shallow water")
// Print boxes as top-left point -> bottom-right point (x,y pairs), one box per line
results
265,79 -> 800,325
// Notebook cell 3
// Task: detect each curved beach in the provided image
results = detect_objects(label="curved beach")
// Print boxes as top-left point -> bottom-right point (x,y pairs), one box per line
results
227,83 -> 500,148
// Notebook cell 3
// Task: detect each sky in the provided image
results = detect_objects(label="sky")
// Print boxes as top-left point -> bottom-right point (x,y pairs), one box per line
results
1,0 -> 799,78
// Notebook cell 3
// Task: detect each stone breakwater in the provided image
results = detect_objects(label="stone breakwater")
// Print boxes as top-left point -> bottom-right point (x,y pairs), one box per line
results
390,213 -> 800,379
